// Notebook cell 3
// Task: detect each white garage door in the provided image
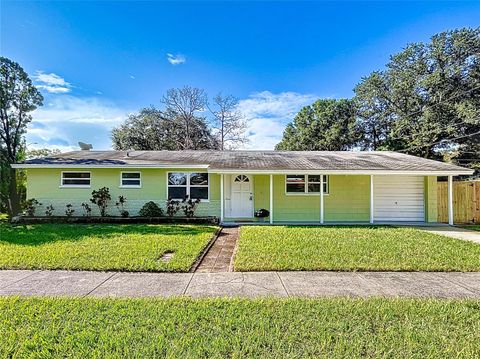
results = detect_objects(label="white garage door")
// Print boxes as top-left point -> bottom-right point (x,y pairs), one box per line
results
373,176 -> 425,222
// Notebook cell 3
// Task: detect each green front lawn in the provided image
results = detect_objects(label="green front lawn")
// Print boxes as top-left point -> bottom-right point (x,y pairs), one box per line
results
0,223 -> 217,272
1,297 -> 479,358
235,226 -> 480,271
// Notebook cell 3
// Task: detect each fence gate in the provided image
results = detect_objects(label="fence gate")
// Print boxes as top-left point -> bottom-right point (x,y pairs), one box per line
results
437,181 -> 479,224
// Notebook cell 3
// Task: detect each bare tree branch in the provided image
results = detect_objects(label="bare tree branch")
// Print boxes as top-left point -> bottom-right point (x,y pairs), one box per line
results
209,93 -> 248,150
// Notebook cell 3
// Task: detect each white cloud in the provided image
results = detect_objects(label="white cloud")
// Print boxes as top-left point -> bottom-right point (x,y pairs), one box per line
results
36,85 -> 71,94
167,53 -> 186,65
35,72 -> 69,86
34,71 -> 72,93
26,95 -> 130,151
237,91 -> 317,150
130,75 -> 135,79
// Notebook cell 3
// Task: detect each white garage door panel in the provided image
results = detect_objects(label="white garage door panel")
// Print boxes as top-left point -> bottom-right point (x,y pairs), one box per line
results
374,176 -> 424,222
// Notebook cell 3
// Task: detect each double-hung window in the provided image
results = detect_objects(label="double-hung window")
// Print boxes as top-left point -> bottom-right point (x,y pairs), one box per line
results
168,172 -> 209,200
121,172 -> 141,187
285,175 -> 328,194
61,172 -> 91,187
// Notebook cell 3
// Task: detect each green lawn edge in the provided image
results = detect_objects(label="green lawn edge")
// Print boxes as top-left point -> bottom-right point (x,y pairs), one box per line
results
234,225 -> 480,272
1,296 -> 479,358
0,223 -> 218,272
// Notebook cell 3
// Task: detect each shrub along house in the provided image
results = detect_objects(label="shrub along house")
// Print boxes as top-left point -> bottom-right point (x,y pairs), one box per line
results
13,150 -> 473,224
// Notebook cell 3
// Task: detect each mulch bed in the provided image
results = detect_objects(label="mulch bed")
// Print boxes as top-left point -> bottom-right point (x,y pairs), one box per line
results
11,216 -> 219,225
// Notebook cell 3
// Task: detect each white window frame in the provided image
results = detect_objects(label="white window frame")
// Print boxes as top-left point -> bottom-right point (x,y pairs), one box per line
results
166,172 -> 210,202
285,174 -> 329,195
120,171 -> 142,188
60,171 -> 91,188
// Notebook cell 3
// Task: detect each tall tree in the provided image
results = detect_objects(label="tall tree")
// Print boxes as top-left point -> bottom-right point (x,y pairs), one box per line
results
112,106 -> 218,150
161,86 -> 211,150
275,99 -> 358,151
354,27 -> 480,165
0,57 -> 43,216
353,71 -> 396,150
209,93 -> 247,150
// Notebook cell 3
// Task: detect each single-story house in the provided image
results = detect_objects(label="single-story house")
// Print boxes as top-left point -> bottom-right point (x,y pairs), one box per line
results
13,150 -> 473,224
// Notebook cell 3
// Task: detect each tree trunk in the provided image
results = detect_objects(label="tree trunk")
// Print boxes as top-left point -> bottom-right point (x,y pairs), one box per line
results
7,167 -> 20,217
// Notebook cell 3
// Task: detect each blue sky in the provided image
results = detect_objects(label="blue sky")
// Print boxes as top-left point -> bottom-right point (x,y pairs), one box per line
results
2,1 -> 479,150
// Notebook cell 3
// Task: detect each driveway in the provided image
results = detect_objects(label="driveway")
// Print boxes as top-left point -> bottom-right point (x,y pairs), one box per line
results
418,226 -> 480,245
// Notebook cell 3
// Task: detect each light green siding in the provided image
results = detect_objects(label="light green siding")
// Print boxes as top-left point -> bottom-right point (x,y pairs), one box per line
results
424,176 -> 438,222
26,168 -> 220,217
272,175 -> 319,222
26,169 -> 436,222
325,175 -> 371,222
271,175 -> 370,222
253,175 -> 270,220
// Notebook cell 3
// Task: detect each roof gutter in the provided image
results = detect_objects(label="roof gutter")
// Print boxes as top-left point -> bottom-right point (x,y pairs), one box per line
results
207,169 -> 475,176
11,163 -> 474,176
11,164 -> 210,169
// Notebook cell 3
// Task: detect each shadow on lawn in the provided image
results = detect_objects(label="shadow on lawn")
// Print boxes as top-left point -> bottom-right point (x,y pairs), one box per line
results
0,223 -> 214,246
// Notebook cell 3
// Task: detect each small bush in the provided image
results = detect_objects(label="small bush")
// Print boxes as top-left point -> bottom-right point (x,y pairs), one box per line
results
25,198 -> 42,217
65,203 -> 75,217
81,202 -> 92,217
45,204 -> 54,217
182,197 -> 201,218
139,201 -> 164,217
90,187 -> 111,217
115,195 -> 129,217
166,198 -> 181,217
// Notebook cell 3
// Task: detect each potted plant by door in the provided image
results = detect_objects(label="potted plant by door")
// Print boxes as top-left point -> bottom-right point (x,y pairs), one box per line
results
254,208 -> 270,222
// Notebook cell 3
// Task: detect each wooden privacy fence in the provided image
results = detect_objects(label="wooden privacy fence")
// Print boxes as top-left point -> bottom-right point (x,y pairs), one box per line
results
437,181 -> 480,224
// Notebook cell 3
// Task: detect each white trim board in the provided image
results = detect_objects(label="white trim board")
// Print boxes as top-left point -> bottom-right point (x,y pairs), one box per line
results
208,169 -> 473,176
11,164 -> 473,176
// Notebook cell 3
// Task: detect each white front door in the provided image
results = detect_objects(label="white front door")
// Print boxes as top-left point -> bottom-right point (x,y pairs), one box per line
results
231,174 -> 253,218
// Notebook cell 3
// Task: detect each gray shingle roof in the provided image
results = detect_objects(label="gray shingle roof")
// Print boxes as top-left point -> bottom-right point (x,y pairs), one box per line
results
15,150 -> 473,174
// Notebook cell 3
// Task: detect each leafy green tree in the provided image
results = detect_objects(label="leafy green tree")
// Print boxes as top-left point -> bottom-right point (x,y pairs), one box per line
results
112,107 -> 181,150
0,57 -> 43,216
354,27 -> 480,166
275,99 -> 358,150
353,71 -> 396,150
112,106 -> 218,150
26,148 -> 61,159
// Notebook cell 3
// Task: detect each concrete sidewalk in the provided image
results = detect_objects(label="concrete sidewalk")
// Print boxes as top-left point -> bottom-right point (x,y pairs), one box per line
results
1,270 -> 479,298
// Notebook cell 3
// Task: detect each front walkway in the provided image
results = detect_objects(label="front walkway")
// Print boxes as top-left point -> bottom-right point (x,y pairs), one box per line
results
196,227 -> 239,272
1,270 -> 479,298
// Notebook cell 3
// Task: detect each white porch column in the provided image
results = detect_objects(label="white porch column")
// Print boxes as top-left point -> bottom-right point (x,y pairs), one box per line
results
370,175 -> 374,224
448,175 -> 454,225
269,174 -> 273,224
320,174 -> 324,224
220,174 -> 224,223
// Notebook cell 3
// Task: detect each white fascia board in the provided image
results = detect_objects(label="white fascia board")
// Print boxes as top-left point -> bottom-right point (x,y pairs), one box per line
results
207,169 -> 474,176
11,164 -> 210,169
11,164 -> 474,176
